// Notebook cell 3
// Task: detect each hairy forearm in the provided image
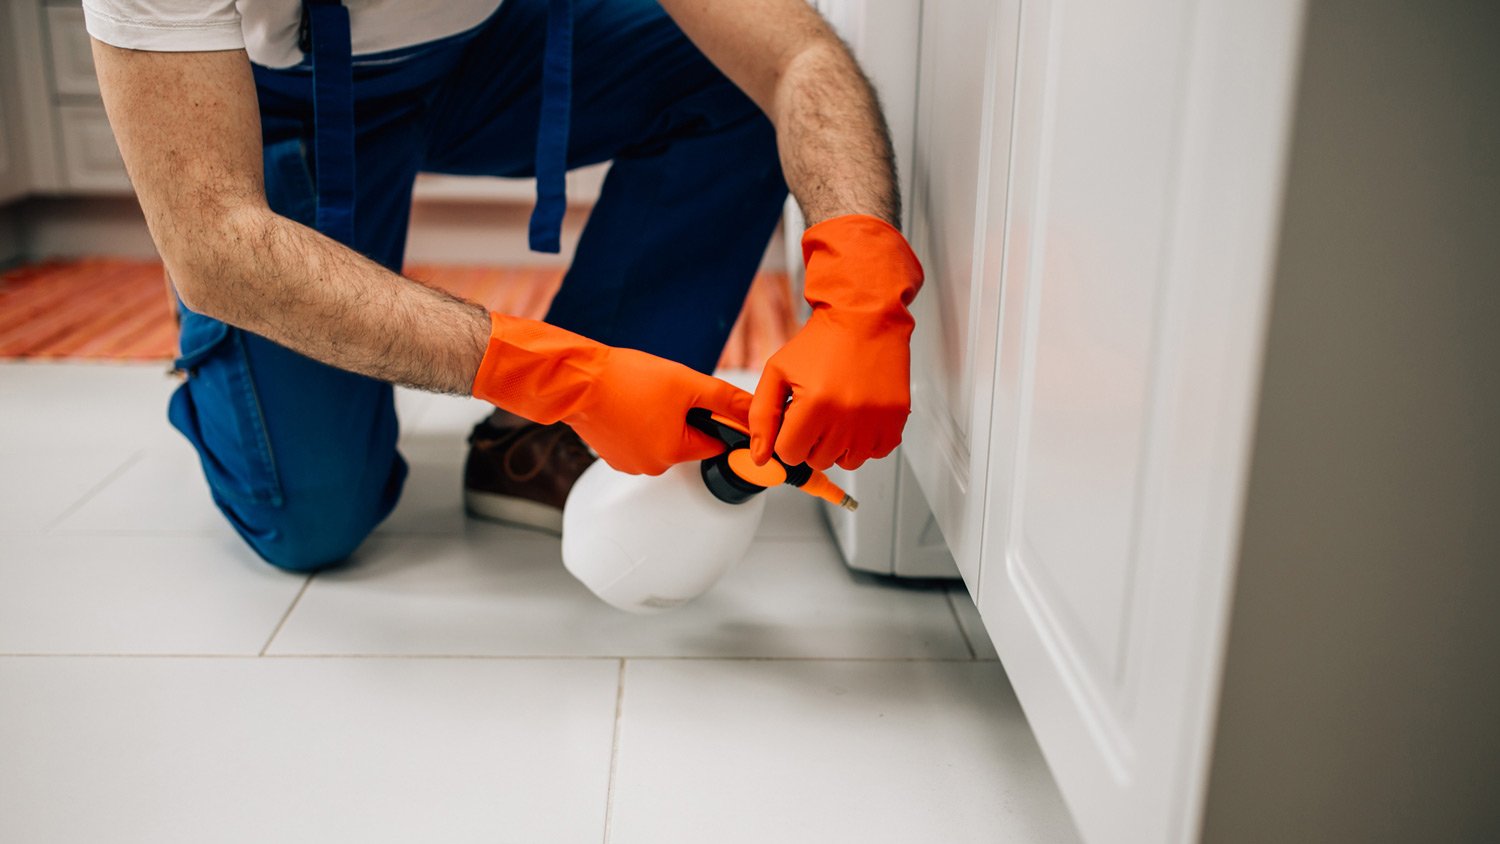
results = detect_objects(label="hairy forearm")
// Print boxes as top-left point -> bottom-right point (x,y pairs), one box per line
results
656,0 -> 898,228
772,41 -> 900,228
182,208 -> 489,394
92,43 -> 488,396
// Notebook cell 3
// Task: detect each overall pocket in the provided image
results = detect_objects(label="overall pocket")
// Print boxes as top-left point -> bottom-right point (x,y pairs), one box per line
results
168,311 -> 285,507
263,137 -> 318,227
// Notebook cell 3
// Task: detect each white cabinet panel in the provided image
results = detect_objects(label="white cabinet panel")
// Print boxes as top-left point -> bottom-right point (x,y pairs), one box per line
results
903,0 -> 1021,588
0,72 -> 24,205
57,105 -> 131,192
4,0 -> 63,193
0,3 -> 37,203
1009,0 -> 1191,692
45,6 -> 99,98
976,0 -> 1306,841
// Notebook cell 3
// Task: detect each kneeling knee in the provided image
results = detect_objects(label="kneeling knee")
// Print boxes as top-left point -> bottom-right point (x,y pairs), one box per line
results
209,455 -> 406,574
233,494 -> 385,574
254,523 -> 368,574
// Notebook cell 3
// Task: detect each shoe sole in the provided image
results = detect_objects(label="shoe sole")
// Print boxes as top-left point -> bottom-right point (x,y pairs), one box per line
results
464,489 -> 564,535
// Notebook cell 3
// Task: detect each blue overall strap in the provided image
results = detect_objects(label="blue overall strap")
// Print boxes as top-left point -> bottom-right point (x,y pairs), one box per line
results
307,0 -> 356,247
528,0 -> 573,254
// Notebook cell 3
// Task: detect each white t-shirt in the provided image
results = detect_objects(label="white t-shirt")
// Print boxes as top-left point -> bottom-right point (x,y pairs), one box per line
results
83,0 -> 503,69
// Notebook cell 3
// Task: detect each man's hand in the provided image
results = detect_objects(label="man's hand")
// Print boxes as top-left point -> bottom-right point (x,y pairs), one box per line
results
472,313 -> 751,475
660,2 -> 921,469
750,215 -> 923,471
574,348 -> 752,475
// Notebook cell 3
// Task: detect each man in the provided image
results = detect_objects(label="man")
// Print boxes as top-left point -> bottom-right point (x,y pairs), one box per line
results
85,0 -> 923,572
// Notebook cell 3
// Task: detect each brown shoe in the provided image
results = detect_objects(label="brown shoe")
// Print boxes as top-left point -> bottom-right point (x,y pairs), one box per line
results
463,419 -> 596,534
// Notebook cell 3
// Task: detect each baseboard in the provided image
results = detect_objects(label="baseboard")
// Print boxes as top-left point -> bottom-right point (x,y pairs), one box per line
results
0,204 -> 21,268
16,195 -> 157,260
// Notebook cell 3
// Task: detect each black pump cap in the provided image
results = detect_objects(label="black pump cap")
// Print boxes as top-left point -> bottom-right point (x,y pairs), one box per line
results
700,452 -> 767,504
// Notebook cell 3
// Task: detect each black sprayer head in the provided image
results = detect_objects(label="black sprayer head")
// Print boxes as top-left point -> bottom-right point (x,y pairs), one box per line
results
686,408 -> 766,504
700,453 -> 767,504
683,408 -> 830,506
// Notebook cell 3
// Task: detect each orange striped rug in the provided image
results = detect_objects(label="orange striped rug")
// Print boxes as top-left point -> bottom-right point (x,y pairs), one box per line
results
0,258 -> 794,370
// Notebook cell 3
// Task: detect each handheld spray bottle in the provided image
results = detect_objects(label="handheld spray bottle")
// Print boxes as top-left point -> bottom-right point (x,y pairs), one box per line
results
561,408 -> 858,613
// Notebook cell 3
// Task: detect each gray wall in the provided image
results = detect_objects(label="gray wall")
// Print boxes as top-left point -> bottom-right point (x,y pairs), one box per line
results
1201,0 -> 1500,841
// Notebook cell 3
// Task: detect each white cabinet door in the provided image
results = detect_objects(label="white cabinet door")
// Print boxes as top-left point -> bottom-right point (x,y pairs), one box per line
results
56,105 -> 133,193
976,0 -> 1305,841
0,15 -> 31,205
44,5 -> 102,98
902,0 -> 1021,588
4,0 -> 63,195
0,87 -> 26,206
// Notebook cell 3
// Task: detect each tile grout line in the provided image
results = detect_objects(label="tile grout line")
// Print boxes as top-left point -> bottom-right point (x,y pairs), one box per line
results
945,587 -> 979,660
601,658 -> 627,844
42,449 -> 146,533
258,575 -> 314,656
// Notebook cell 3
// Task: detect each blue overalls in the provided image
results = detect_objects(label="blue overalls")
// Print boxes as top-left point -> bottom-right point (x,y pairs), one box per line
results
167,0 -> 788,572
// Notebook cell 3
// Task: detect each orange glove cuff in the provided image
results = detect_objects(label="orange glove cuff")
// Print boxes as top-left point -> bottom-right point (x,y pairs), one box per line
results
470,311 -> 601,424
800,214 -> 924,319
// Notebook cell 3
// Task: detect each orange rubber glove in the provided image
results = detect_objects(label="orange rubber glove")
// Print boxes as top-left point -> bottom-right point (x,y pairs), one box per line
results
749,214 -> 924,471
471,312 -> 750,475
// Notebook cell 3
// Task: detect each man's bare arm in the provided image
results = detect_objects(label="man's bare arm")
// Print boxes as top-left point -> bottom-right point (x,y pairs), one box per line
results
658,0 -> 899,228
93,42 -> 489,394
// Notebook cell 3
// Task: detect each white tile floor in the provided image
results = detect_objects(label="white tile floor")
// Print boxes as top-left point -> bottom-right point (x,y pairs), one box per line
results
0,362 -> 1079,843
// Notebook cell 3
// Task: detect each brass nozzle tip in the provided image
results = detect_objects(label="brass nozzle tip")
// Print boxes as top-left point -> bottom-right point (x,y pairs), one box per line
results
840,495 -> 859,512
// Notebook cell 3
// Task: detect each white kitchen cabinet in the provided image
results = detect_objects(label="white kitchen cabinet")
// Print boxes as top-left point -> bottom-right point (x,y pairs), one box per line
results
0,2 -> 43,204
56,105 -> 132,193
968,0 -> 1304,841
0,69 -> 27,207
884,0 -> 1309,838
4,0 -> 132,196
3,0 -> 607,204
45,5 -> 102,98
902,0 -> 1021,588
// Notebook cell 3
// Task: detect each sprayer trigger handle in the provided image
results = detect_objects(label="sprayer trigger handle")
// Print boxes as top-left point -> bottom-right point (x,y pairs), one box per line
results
686,407 -> 751,450
707,412 -> 750,437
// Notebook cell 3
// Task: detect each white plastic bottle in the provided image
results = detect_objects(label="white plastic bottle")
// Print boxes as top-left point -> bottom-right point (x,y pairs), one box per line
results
561,459 -> 768,613
561,409 -> 856,614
